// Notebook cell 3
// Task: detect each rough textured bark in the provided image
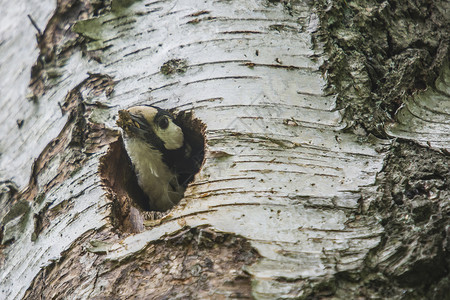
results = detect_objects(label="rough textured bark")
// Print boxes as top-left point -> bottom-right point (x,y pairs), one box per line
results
0,0 -> 448,299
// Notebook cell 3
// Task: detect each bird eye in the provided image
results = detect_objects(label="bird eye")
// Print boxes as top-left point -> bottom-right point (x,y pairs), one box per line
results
158,116 -> 169,129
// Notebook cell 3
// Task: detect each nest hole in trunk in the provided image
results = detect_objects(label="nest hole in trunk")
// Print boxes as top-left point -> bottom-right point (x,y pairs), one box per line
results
100,109 -> 205,226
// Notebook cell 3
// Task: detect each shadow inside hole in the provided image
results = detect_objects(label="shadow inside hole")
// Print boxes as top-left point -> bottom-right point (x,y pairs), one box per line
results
100,137 -> 150,211
171,109 -> 206,188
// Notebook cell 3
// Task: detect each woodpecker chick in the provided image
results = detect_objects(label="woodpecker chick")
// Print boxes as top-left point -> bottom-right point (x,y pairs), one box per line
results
117,106 -> 196,211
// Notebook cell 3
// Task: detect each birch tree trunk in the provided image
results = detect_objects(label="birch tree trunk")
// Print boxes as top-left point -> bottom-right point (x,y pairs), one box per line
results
1,0 -> 448,299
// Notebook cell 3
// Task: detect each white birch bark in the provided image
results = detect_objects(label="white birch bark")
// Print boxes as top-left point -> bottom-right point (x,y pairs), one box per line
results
2,0 -> 445,299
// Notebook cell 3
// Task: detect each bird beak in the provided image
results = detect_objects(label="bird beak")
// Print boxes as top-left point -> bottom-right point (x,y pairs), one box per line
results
117,109 -> 150,137
116,110 -> 133,132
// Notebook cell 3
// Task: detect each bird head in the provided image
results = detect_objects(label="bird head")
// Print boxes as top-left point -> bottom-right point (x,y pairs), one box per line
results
116,105 -> 184,151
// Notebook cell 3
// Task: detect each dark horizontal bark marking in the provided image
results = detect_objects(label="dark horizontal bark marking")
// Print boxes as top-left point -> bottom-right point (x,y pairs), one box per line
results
184,10 -> 211,18
148,98 -> 169,106
206,17 -> 301,24
144,0 -> 168,7
236,116 -> 341,129
288,53 -> 321,58
209,202 -> 263,208
190,60 -> 251,67
194,97 -> 224,104
238,153 -> 331,164
235,158 -> 343,172
200,103 -> 337,113
219,30 -> 264,34
112,19 -> 137,29
137,71 -> 160,81
289,143 -> 381,159
240,169 -> 308,175
239,169 -> 340,178
301,203 -> 357,211
206,202 -> 349,214
102,15 -> 128,24
185,189 -> 291,198
189,176 -> 258,187
106,44 -> 133,59
117,27 -> 134,34
103,33 -> 126,44
144,60 -> 258,83
296,91 -> 325,97
149,81 -> 179,91
311,172 -> 340,178
333,232 -> 382,240
301,227 -> 352,233
184,16 -> 302,26
241,62 -> 315,71
171,97 -> 224,110
166,209 -> 219,221
162,10 -> 182,17
123,46 -> 153,57
189,187 -> 251,196
179,37 -> 254,48
135,7 -> 163,15
184,76 -> 261,86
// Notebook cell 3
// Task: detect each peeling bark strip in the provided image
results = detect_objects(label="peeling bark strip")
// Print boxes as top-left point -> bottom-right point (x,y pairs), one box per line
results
23,73 -> 117,201
28,0 -> 97,99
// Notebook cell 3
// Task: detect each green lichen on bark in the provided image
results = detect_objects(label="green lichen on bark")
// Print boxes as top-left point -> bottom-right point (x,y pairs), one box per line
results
160,59 -> 188,76
1,200 -> 31,245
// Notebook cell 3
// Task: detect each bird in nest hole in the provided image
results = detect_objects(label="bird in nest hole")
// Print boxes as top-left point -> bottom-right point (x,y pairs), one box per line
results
116,105 -> 201,211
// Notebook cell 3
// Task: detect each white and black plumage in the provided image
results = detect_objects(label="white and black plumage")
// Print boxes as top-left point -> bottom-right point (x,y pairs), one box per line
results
116,106 -> 199,211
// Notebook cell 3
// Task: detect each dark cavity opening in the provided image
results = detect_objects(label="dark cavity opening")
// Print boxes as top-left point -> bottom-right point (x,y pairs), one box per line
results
100,109 -> 205,230
170,109 -> 206,190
